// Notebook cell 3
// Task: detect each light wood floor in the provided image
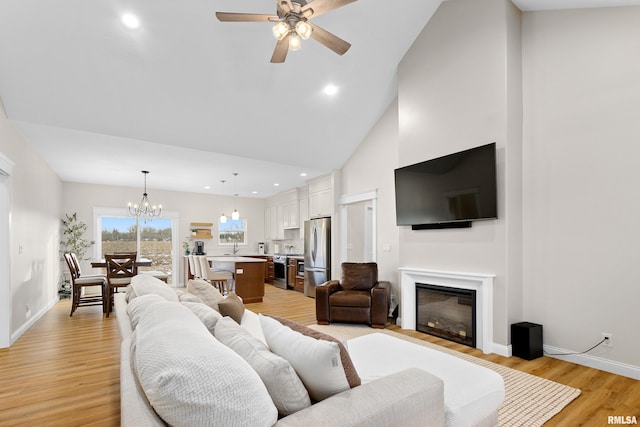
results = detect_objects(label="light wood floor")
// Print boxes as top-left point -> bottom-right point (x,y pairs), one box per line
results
1,284 -> 638,426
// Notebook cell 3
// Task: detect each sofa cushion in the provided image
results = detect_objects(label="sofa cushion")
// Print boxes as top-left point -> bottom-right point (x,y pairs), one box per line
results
178,291 -> 203,304
269,315 -> 361,389
181,301 -> 222,334
126,274 -> 179,303
341,262 -> 378,291
260,314 -> 359,401
186,279 -> 225,309
329,290 -> 372,308
217,292 -> 245,323
214,316 -> 311,416
130,300 -> 278,427
127,293 -> 168,331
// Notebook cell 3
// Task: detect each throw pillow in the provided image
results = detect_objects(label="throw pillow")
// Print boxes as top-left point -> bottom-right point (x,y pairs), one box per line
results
126,274 -> 179,302
131,301 -> 277,427
217,292 -> 245,324
181,301 -> 223,334
214,317 -> 311,416
268,315 -> 361,390
186,279 -> 225,310
259,314 -> 359,401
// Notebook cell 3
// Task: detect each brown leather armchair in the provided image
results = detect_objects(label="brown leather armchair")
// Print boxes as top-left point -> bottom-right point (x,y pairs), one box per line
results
316,262 -> 391,329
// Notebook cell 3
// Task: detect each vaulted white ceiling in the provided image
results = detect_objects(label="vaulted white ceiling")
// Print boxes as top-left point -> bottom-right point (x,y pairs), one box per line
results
1,0 -> 638,197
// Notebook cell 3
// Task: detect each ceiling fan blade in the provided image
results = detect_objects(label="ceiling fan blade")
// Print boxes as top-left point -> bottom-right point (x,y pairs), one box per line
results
278,0 -> 294,13
309,23 -> 351,56
302,0 -> 357,19
216,12 -> 277,22
270,38 -> 289,63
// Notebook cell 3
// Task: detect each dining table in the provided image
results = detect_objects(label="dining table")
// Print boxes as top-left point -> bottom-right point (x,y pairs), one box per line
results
90,258 -> 152,269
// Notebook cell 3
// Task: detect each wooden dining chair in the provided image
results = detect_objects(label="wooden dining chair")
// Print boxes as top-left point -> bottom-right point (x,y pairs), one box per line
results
104,254 -> 137,317
64,253 -> 107,316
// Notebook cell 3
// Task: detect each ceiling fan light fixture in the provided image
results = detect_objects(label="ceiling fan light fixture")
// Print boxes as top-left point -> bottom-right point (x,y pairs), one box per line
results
272,21 -> 290,40
289,33 -> 302,51
295,21 -> 312,40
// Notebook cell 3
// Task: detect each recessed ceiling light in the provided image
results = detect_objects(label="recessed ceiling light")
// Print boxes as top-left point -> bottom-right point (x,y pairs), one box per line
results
300,172 -> 307,177
274,183 -> 280,187
204,185 -> 211,190
122,13 -> 140,30
252,191 -> 258,194
323,84 -> 338,96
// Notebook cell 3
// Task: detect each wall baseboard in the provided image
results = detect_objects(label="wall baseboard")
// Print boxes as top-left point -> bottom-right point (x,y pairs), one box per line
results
11,296 -> 59,345
544,344 -> 640,380
492,343 -> 511,357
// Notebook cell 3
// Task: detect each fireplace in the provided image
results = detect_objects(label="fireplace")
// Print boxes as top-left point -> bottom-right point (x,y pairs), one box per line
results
416,283 -> 476,347
399,268 -> 494,354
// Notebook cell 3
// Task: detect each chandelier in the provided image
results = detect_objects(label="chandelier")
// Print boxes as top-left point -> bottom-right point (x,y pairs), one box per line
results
128,170 -> 162,218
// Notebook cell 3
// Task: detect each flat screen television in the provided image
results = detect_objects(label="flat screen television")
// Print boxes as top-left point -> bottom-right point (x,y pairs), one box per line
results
394,142 -> 497,229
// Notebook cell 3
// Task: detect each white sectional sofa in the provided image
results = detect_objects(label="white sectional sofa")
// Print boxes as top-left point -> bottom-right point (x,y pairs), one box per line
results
115,275 -> 503,426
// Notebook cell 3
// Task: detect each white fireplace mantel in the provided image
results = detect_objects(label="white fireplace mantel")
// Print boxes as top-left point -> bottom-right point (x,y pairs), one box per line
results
398,268 -> 495,354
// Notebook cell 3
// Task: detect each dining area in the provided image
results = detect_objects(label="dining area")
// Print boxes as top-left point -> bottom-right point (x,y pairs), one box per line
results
64,252 -> 168,317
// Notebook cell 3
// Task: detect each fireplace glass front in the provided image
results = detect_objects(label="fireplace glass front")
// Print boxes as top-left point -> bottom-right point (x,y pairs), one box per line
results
416,283 -> 476,347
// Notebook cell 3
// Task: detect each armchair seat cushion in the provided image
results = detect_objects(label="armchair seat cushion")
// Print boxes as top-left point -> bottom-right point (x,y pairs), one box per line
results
329,290 -> 371,308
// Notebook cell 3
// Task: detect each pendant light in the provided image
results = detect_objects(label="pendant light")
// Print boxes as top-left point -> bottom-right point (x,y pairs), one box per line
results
219,180 -> 227,223
232,172 -> 240,220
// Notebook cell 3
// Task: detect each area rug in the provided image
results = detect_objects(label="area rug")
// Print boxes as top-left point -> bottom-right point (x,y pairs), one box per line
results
309,324 -> 581,427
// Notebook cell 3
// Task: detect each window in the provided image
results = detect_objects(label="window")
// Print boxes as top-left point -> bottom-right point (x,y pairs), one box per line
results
94,208 -> 179,284
218,218 -> 247,246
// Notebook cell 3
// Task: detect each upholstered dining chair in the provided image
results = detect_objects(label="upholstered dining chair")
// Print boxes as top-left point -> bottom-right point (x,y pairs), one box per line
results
195,255 -> 233,295
315,262 -> 391,329
64,253 -> 107,316
104,254 -> 137,317
187,254 -> 198,280
192,254 -> 203,279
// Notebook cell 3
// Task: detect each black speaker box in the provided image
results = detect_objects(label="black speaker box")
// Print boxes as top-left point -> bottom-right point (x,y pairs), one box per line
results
511,322 -> 543,360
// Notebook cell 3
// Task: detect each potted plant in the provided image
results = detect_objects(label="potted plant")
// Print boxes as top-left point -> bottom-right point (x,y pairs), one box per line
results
60,213 -> 94,259
59,212 -> 94,295
183,238 -> 191,255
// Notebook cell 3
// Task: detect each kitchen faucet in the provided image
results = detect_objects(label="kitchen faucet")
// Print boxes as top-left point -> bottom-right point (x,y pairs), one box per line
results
233,239 -> 239,255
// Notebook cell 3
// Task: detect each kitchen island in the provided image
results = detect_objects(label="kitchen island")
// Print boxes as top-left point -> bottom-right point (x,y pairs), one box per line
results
208,256 -> 266,303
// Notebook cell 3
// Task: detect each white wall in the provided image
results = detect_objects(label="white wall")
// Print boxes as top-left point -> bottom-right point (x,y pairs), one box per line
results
341,101 -> 400,293
397,0 -> 523,347
0,100 -> 63,344
62,182 -> 266,285
340,0 -> 640,373
522,7 -> 640,367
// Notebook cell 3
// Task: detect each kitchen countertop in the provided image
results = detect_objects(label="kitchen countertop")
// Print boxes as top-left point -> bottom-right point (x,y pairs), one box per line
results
208,256 -> 266,263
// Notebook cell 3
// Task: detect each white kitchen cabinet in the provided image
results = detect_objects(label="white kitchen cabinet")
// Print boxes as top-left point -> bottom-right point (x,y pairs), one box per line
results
299,196 -> 309,238
281,201 -> 299,229
309,188 -> 332,218
308,175 -> 333,218
269,205 -> 279,240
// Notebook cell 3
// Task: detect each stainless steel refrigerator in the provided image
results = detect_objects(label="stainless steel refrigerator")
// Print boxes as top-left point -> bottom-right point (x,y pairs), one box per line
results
304,217 -> 331,298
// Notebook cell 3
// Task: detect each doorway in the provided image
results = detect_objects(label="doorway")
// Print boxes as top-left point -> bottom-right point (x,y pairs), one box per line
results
0,152 -> 14,348
339,190 -> 377,264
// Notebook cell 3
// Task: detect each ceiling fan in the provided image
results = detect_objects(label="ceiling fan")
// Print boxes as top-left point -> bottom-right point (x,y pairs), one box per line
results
216,0 -> 357,63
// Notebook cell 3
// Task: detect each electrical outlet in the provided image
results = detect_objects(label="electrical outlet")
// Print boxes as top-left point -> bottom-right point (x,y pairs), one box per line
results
602,333 -> 613,348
